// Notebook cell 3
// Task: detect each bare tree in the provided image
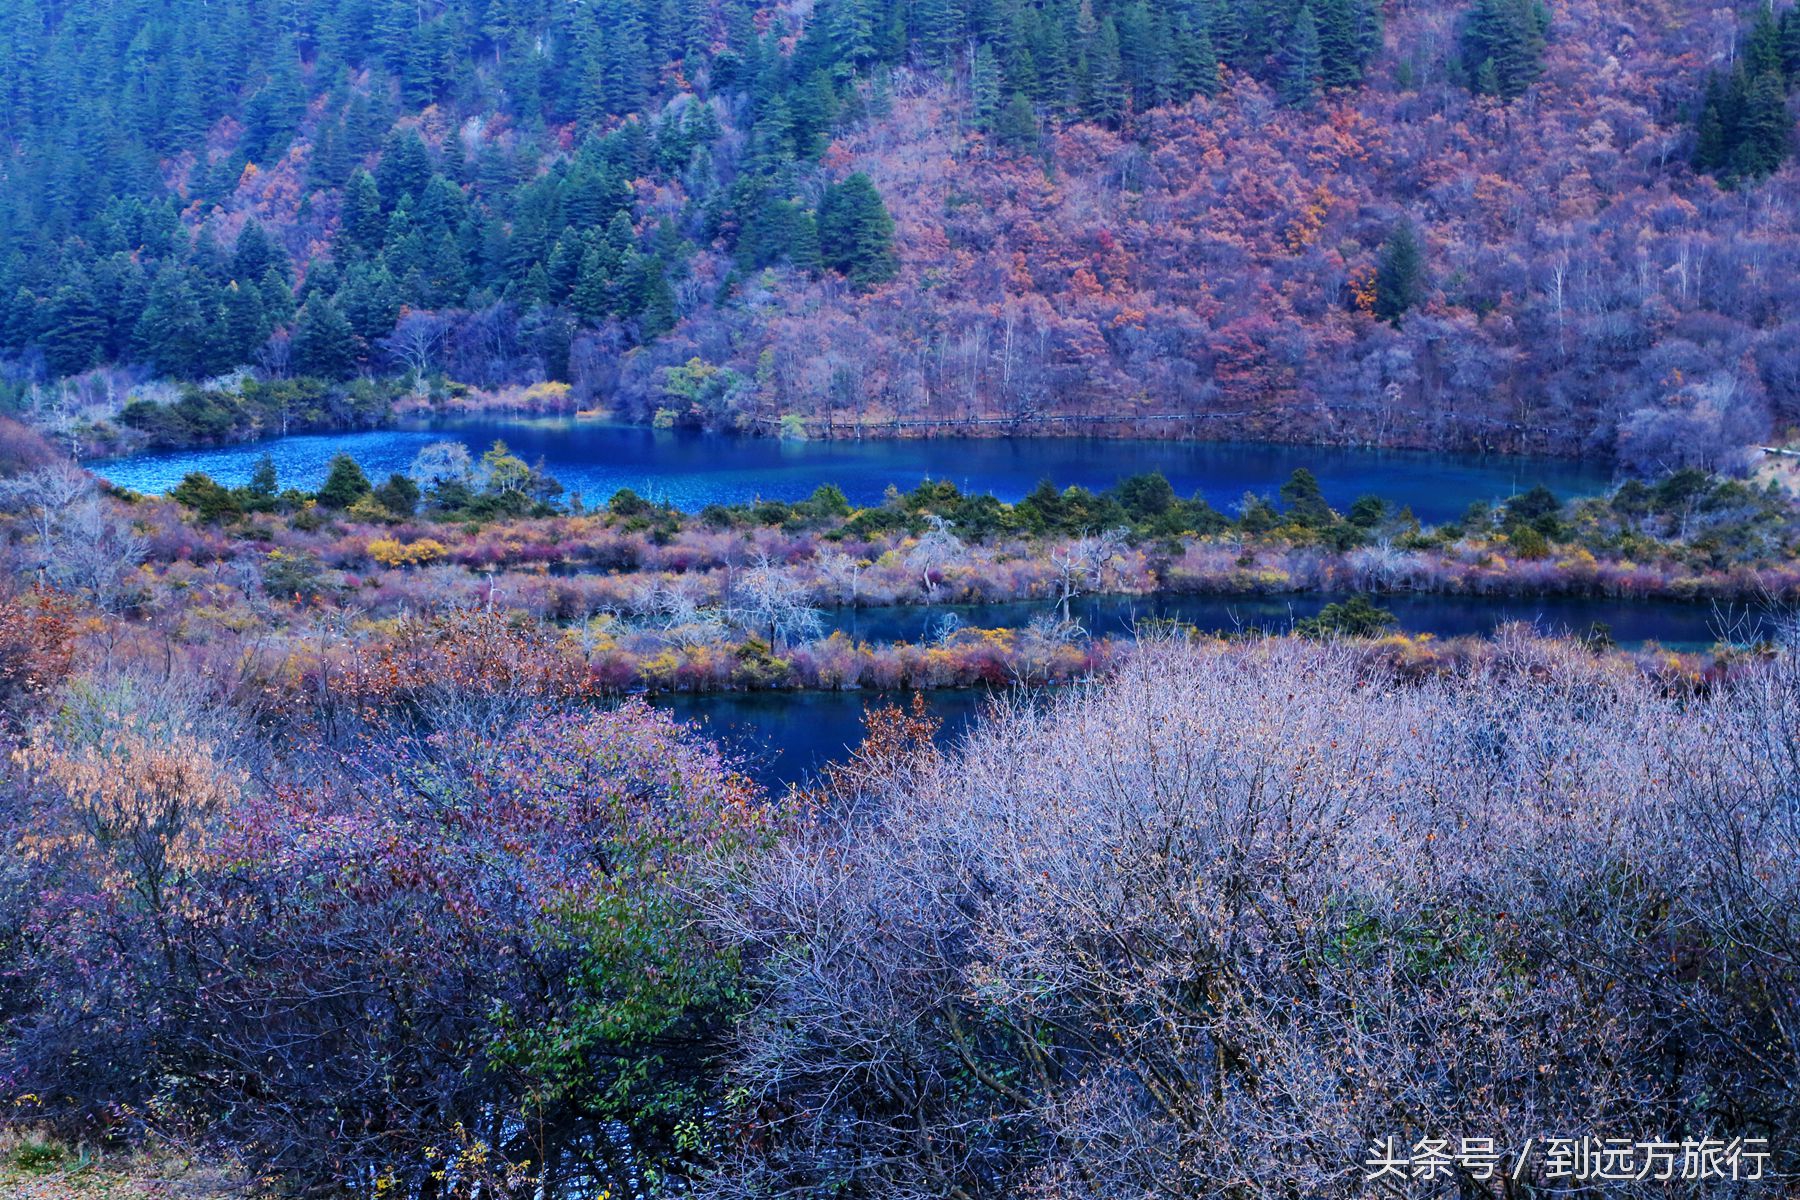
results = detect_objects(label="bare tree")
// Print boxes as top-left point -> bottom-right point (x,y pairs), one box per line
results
731,553 -> 822,649
904,515 -> 964,602
381,311 -> 451,389
1049,527 -> 1126,621
0,462 -> 146,609
813,548 -> 867,607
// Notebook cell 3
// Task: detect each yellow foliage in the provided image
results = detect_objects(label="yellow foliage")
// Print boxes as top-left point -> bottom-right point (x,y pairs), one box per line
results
1347,263 -> 1377,314
12,726 -> 244,904
1284,186 -> 1334,253
367,537 -> 449,568
1556,548 -> 1599,571
348,494 -> 398,525
522,380 -> 572,404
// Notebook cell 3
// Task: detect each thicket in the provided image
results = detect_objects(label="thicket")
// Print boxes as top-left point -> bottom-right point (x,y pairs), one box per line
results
704,640 -> 1800,1196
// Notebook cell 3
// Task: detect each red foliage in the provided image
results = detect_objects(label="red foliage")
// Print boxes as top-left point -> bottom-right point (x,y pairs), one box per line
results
0,586 -> 78,727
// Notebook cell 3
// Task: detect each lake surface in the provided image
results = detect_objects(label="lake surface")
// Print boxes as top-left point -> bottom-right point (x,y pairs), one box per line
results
662,592 -> 1774,792
820,591 -> 1764,653
94,417 -> 1614,523
654,689 -> 997,792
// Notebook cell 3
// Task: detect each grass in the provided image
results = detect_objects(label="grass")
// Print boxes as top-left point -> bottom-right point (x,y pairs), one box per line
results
0,1130 -> 249,1199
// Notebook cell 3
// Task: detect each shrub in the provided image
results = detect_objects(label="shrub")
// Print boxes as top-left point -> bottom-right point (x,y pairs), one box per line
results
710,641 -> 1800,1198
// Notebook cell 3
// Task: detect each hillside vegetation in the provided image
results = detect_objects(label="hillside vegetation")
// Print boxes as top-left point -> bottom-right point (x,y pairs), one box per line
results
1,0 -> 1798,462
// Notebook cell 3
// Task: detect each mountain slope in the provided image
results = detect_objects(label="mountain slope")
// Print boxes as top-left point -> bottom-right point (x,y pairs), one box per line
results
1,0 -> 1795,466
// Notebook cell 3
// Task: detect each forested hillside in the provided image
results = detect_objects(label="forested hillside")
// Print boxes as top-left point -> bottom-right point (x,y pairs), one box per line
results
2,0 -> 1798,462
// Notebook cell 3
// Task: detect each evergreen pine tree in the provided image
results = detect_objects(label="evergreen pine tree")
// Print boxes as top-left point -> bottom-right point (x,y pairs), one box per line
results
339,171 -> 386,258
630,255 -> 677,336
260,266 -> 297,328
223,279 -> 269,362
1781,7 -> 1800,83
291,295 -> 358,379
1374,218 -> 1426,326
245,454 -> 280,509
996,90 -> 1041,151
316,452 -> 373,508
972,43 -> 1003,131
1693,73 -> 1731,174
1460,0 -> 1548,101
1086,17 -> 1128,126
817,172 -> 897,285
1279,5 -> 1323,109
232,219 -> 282,283
914,0 -> 963,68
1746,9 -> 1784,81
573,243 -> 618,320
375,130 -> 433,209
1733,70 -> 1792,180
1314,0 -> 1365,89
1210,0 -> 1249,70
600,0 -> 650,115
336,264 -> 402,341
133,266 -> 207,377
42,274 -> 107,376
1176,14 -> 1223,99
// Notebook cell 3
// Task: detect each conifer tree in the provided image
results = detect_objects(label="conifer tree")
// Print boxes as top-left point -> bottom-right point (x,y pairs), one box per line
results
232,219 -> 282,284
1314,0 -> 1366,89
245,454 -> 280,509
1781,7 -> 1800,82
1459,0 -> 1549,101
1084,17 -> 1128,126
1746,9 -> 1784,81
291,295 -> 358,379
1279,5 -> 1323,109
914,0 -> 963,68
1176,13 -> 1223,99
1374,218 -> 1426,326
316,452 -> 373,508
1734,69 -> 1792,179
375,130 -> 433,209
995,91 -> 1040,151
573,244 -> 617,320
817,172 -> 897,285
972,43 -> 1003,131
42,275 -> 107,377
134,266 -> 208,378
339,171 -> 386,258
600,0 -> 650,115
223,280 -> 268,362
1693,73 -> 1732,174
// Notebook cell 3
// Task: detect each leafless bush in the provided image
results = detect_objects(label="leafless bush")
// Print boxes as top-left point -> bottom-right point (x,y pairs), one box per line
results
0,463 -> 146,610
704,637 -> 1799,1199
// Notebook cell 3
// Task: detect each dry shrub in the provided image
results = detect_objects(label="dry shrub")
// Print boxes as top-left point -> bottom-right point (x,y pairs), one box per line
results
707,636 -> 1799,1199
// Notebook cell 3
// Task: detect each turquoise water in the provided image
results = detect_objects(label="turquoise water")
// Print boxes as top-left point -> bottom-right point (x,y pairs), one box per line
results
93,417 -> 1613,523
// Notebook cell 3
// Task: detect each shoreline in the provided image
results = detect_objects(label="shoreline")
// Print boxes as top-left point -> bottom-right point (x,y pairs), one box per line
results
58,392 -> 1623,467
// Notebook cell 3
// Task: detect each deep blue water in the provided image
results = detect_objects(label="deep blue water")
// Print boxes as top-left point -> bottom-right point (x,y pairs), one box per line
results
653,591 -> 1769,791
93,417 -> 1613,523
663,591 -> 1770,791
820,592 -> 1763,653
652,689 -> 996,792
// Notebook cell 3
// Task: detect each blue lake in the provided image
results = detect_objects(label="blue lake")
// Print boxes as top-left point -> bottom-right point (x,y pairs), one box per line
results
654,689 -> 996,793
93,417 -> 1614,523
644,584 -> 1773,791
820,591 -> 1762,653
665,591 -> 1770,792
